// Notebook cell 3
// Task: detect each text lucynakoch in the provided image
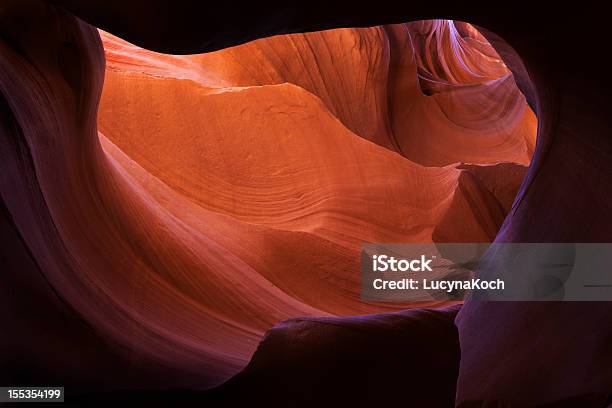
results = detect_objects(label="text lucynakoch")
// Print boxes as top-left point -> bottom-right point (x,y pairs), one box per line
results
372,278 -> 505,292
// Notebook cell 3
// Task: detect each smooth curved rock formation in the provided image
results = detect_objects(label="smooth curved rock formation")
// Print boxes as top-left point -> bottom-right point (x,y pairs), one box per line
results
2,2 -> 611,407
208,305 -> 461,407
0,4 -> 531,391
101,22 -> 535,167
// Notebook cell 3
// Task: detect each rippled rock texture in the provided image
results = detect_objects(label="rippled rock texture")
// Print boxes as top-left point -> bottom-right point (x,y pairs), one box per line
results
1,2 -> 610,407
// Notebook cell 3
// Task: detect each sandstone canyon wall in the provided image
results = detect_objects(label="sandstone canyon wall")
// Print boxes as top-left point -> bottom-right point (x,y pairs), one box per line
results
1,2 -> 610,407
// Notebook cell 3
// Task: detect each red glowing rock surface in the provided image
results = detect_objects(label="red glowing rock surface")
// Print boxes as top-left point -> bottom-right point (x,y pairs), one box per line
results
98,22 -> 533,383
2,3 -> 612,406
17,2 -> 608,403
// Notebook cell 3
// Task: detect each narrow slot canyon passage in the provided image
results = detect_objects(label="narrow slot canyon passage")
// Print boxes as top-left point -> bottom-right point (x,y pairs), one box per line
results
1,3 -> 610,407
92,18 -> 536,383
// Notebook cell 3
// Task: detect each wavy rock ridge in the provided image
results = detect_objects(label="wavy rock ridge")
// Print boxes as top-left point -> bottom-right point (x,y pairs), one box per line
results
0,5 -> 534,391
100,21 -> 535,383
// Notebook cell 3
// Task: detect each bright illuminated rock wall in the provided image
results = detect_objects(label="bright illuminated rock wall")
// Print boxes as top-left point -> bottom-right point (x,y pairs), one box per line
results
8,4 -> 608,407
